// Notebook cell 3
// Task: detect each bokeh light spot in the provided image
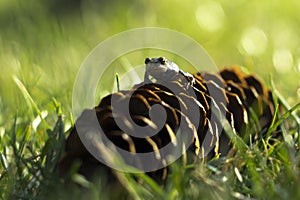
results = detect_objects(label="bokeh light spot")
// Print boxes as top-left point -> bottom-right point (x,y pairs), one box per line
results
195,1 -> 225,32
240,27 -> 268,56
272,49 -> 293,73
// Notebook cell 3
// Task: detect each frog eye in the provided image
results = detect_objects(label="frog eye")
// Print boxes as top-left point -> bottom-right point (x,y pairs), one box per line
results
158,57 -> 166,64
145,58 -> 151,64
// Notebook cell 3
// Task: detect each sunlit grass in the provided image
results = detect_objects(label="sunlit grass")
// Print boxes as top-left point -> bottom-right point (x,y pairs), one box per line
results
1,89 -> 298,199
0,0 -> 299,199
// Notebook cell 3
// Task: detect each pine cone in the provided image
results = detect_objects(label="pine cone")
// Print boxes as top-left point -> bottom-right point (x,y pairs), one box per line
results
57,67 -> 277,183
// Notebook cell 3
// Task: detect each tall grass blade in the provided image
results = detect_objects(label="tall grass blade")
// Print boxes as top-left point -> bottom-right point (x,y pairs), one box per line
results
13,76 -> 50,130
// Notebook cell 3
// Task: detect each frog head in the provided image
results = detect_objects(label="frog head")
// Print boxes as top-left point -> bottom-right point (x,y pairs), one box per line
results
145,57 -> 170,74
144,57 -> 180,82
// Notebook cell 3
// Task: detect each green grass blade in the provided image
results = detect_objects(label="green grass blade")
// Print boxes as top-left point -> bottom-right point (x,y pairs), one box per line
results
266,102 -> 300,136
116,73 -> 120,92
271,79 -> 300,124
13,76 -> 50,130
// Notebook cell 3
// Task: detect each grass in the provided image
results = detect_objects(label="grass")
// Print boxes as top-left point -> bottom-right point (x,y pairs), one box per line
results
0,0 -> 299,199
1,66 -> 299,200
0,94 -> 299,199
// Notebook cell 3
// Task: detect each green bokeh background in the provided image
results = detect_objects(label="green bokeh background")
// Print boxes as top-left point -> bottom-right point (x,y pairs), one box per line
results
0,0 -> 299,126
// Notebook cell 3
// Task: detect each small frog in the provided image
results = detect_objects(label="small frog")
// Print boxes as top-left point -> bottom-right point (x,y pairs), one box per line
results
144,57 -> 195,88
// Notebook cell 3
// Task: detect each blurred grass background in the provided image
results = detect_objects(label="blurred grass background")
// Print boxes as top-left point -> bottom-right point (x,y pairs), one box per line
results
0,0 -> 299,127
0,0 -> 299,199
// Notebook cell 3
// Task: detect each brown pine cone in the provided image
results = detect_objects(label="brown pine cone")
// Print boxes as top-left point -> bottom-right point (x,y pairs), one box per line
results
57,66 -> 278,184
